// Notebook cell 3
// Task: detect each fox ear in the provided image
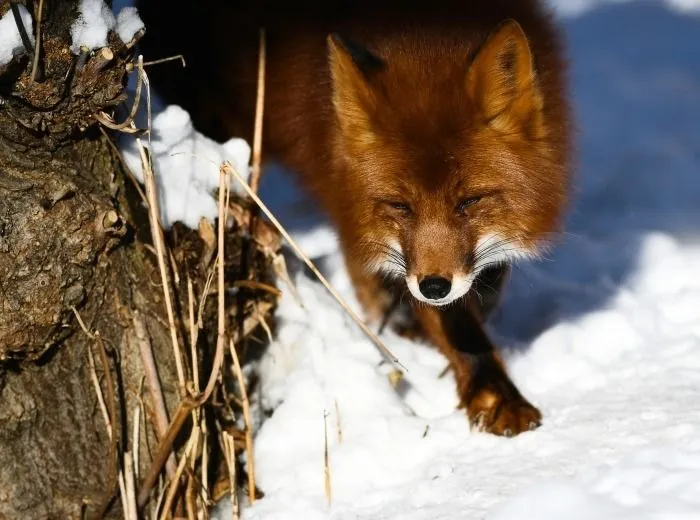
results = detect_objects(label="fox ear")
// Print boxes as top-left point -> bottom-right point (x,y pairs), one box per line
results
467,20 -> 544,137
328,34 -> 384,145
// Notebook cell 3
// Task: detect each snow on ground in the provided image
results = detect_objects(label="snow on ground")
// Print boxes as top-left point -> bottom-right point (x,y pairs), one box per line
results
211,1 -> 700,519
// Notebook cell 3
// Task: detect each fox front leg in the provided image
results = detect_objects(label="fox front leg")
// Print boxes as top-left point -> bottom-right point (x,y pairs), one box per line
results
416,299 -> 541,436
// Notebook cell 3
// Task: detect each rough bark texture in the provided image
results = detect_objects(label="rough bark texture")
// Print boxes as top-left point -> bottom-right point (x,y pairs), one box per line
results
0,2 -> 175,518
0,2 -> 277,518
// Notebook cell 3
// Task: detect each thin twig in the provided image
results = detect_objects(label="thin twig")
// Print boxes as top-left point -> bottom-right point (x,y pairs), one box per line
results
222,432 -> 240,520
133,312 -> 178,478
124,452 -> 139,520
324,411 -> 332,506
187,275 -> 200,394
73,308 -> 122,519
137,399 -> 193,508
98,125 -> 148,205
249,28 -> 266,194
228,339 -> 256,504
233,279 -> 282,297
133,405 -> 141,484
158,433 -> 197,520
136,135 -> 187,391
201,413 -> 210,508
203,161 -> 229,402
255,305 -> 274,344
30,0 -> 44,82
85,47 -> 114,76
185,472 -> 197,520
223,162 -> 405,372
197,266 -> 216,327
118,472 -> 129,520
335,399 -> 343,444
137,163 -> 231,508
142,54 -> 186,68
87,342 -> 112,439
94,55 -> 144,131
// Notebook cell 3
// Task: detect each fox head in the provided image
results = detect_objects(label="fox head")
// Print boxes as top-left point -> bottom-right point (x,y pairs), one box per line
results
327,20 -> 570,306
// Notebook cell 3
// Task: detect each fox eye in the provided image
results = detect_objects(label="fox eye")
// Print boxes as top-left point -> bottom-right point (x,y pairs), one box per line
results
386,201 -> 412,214
457,196 -> 482,214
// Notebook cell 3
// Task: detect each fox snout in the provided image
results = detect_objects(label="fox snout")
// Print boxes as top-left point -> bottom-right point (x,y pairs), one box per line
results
368,230 -> 535,307
406,271 -> 474,306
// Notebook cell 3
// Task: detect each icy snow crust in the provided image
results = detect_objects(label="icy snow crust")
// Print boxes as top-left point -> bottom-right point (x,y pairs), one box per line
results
210,0 -> 700,518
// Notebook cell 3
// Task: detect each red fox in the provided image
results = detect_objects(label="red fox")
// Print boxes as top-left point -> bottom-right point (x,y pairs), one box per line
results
138,0 -> 572,436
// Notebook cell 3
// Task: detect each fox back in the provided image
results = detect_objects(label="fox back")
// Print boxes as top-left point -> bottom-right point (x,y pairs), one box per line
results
139,0 -> 572,306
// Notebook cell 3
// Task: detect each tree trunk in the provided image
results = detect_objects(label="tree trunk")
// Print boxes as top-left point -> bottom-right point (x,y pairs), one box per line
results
0,2 -> 275,518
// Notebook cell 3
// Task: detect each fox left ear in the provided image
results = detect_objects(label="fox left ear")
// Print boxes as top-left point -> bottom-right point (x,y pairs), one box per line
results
467,20 -> 545,138
328,34 -> 385,147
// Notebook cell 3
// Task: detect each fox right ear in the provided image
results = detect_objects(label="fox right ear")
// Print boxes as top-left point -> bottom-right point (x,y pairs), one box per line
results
466,20 -> 545,138
328,34 -> 384,146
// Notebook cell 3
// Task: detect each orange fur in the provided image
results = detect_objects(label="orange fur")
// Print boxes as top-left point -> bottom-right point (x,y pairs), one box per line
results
139,0 -> 573,436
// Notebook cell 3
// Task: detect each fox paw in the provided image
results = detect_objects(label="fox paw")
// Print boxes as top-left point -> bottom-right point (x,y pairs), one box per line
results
460,378 -> 542,437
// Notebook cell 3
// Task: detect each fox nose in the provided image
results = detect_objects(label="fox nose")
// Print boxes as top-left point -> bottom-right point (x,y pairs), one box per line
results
418,276 -> 452,300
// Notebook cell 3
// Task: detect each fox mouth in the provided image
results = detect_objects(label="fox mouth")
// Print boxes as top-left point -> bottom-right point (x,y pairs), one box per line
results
405,274 -> 475,306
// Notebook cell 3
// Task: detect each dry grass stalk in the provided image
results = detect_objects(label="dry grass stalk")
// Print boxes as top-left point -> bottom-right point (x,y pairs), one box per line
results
72,307 -> 121,517
137,161 -> 232,509
187,275 -> 201,394
94,55 -> 144,132
133,312 -> 178,478
233,279 -> 281,297
204,163 -> 229,400
200,413 -> 210,512
152,481 -> 168,520
334,399 -> 343,444
195,161 -> 231,403
249,28 -> 266,194
142,54 -> 186,68
124,452 -> 139,520
223,162 -> 405,372
133,405 -> 141,483
118,476 -> 129,520
222,432 -> 240,520
158,432 -> 198,520
228,339 -> 256,504
86,340 -> 112,437
197,266 -> 216,327
98,125 -> 149,204
271,254 -> 303,308
30,0 -> 44,82
255,305 -> 274,344
136,137 -> 187,392
185,476 -> 197,520
324,411 -> 332,506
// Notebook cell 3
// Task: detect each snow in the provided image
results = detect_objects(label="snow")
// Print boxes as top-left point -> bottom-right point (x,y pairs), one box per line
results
0,4 -> 34,67
110,0 -> 253,230
207,0 -> 700,518
118,103 -> 252,229
547,0 -> 700,17
114,6 -> 144,44
70,0 -> 116,53
70,0 -> 145,53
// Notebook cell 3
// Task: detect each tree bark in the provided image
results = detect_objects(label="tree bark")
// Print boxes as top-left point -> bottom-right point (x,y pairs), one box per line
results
1,2 -> 188,518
